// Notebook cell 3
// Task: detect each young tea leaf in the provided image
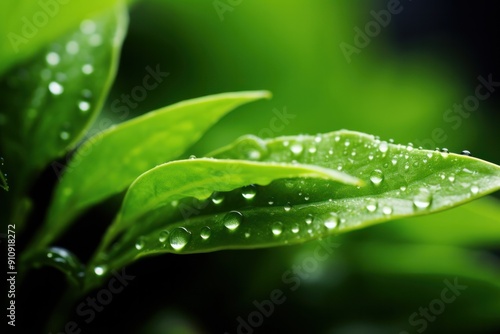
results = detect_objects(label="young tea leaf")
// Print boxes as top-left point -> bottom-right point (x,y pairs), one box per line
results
32,91 -> 271,252
93,130 -> 500,277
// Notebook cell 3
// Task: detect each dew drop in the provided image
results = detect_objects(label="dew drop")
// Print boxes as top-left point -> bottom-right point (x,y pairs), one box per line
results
370,169 -> 384,186
308,146 -> 317,154
291,143 -> 303,156
169,227 -> 191,250
379,141 -> 388,153
461,150 -> 472,156
49,81 -> 64,95
366,200 -> 378,212
200,226 -> 211,240
391,158 -> 398,166
189,155 -> 196,159
46,52 -> 60,66
211,192 -> 224,204
440,148 -> 449,158
448,175 -> 455,183
323,213 -> 339,229
94,266 -> 106,276
271,222 -> 283,236
413,188 -> 432,210
224,211 -> 243,231
159,231 -> 169,243
382,206 -> 393,215
241,185 -> 257,199
470,185 -> 479,195
80,20 -> 96,34
60,131 -> 70,140
305,214 -> 313,225
82,64 -> 94,75
135,237 -> 146,250
244,232 -> 251,238
66,41 -> 79,54
78,101 -> 90,112
89,33 -> 102,46
284,203 -> 292,212
291,224 -> 300,233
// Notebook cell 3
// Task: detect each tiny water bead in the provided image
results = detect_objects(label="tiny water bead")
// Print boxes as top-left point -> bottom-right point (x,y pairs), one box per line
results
440,148 -> 449,158
305,214 -> 313,225
158,230 -> 169,243
322,213 -> 339,229
46,52 -> 60,66
290,143 -> 303,156
135,237 -> 146,250
379,141 -> 388,153
241,185 -> 257,199
223,211 -> 243,231
211,192 -> 224,204
169,227 -> 191,250
48,81 -> 64,95
94,266 -> 106,276
470,185 -> 479,195
271,222 -> 283,236
461,150 -> 472,156
78,101 -> 90,112
370,169 -> 384,186
284,203 -> 292,212
60,131 -> 70,141
366,200 -> 378,212
413,188 -> 433,210
382,206 -> 393,215
291,223 -> 300,233
200,226 -> 212,240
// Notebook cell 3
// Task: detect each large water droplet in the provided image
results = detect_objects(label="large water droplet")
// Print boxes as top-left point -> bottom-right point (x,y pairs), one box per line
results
242,185 -> 257,199
200,226 -> 211,240
370,169 -> 384,186
413,188 -> 432,210
271,222 -> 283,236
224,211 -> 243,231
169,227 -> 191,250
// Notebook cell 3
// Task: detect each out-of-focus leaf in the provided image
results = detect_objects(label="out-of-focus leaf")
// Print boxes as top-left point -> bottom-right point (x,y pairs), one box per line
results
92,130 -> 500,281
0,0 -> 126,77
30,91 -> 271,252
0,3 -> 127,228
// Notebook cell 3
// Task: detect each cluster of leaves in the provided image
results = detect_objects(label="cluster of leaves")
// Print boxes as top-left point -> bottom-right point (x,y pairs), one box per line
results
1,1 -> 500,332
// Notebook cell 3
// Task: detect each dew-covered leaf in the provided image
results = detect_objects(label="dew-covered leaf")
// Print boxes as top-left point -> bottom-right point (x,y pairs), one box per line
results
0,0 -> 126,77
31,91 -> 271,252
90,130 -> 500,278
0,3 -> 127,228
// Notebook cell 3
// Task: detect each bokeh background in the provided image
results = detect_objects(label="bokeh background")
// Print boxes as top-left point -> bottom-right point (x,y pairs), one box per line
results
17,1 -> 500,333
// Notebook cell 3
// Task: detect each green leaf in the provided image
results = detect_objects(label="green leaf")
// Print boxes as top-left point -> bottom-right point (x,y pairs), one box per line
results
0,0 -> 126,77
0,3 -> 127,228
91,130 -> 500,279
31,91 -> 271,252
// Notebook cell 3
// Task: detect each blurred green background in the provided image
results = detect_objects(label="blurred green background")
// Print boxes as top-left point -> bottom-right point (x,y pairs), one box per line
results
12,0 -> 500,333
